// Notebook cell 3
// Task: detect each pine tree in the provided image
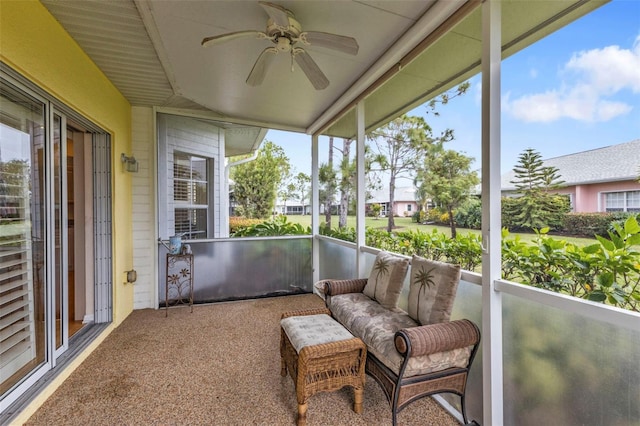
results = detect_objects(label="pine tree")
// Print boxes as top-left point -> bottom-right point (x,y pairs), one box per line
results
510,148 -> 549,192
505,148 -> 568,230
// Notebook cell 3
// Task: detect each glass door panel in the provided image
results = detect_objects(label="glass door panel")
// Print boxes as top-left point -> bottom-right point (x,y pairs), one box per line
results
53,114 -> 67,352
0,83 -> 46,395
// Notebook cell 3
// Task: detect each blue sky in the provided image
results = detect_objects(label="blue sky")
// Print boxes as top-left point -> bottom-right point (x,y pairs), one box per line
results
268,0 -> 640,180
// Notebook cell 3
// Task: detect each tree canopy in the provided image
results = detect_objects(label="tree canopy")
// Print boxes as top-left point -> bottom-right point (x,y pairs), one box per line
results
230,141 -> 290,219
417,148 -> 479,238
367,114 -> 439,232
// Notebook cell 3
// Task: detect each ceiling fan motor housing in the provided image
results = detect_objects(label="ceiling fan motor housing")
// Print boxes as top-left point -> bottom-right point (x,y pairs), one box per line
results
266,15 -> 301,52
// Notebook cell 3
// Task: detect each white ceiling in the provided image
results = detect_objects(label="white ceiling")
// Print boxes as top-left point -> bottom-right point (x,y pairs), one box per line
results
41,0 -> 609,142
142,1 -> 437,131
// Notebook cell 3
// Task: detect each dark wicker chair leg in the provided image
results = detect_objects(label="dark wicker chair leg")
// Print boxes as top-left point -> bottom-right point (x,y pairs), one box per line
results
391,391 -> 399,426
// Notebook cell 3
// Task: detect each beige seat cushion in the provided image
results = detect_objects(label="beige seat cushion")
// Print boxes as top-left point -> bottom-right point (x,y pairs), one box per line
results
281,314 -> 354,353
407,255 -> 461,325
362,251 -> 409,309
328,293 -> 471,377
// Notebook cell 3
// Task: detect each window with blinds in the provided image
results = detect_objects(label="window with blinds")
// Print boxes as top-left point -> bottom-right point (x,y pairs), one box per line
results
0,144 -> 36,387
173,153 -> 209,239
605,190 -> 640,212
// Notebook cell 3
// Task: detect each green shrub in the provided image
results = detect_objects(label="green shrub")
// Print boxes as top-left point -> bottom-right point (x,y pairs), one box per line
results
502,194 -> 569,231
411,210 -> 427,223
232,215 -> 310,237
319,225 -> 356,242
607,212 -> 640,235
561,212 -> 633,237
439,212 -> 450,224
425,208 -> 442,223
501,197 -> 517,230
318,218 -> 639,311
502,216 -> 640,311
454,198 -> 482,229
448,232 -> 483,271
229,216 -> 264,234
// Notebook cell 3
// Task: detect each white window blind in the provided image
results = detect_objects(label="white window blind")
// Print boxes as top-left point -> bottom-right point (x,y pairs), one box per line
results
0,161 -> 36,383
173,153 -> 208,239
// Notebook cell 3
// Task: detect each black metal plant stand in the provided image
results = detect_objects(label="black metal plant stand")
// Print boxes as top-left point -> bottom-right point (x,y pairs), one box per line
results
165,253 -> 194,317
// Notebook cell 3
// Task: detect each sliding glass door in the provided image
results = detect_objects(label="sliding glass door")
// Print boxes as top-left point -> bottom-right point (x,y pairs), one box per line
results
0,82 -> 46,396
0,73 -> 111,411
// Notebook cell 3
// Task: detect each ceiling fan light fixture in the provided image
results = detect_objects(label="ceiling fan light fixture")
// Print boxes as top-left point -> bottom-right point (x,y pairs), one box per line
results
275,36 -> 292,52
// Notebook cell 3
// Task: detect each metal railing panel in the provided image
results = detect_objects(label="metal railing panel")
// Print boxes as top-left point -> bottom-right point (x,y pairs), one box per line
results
158,237 -> 313,304
317,237 -> 357,280
445,277 -> 483,423
501,291 -> 640,426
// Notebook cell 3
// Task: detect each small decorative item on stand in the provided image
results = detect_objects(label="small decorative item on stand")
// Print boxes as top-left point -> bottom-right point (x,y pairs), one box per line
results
159,235 -> 183,254
181,244 -> 192,255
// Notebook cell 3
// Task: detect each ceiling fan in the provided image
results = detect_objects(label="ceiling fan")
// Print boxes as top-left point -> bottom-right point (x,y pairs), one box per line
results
201,1 -> 359,90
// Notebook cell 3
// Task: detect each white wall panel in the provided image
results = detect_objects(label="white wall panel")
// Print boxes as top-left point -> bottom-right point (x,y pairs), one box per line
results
158,113 -> 222,239
131,107 -> 156,309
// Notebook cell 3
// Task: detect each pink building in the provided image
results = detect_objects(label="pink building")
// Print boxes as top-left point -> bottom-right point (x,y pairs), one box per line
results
367,187 -> 419,217
502,140 -> 640,213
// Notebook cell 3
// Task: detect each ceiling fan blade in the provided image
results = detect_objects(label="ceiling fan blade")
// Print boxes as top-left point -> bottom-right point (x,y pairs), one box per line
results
293,49 -> 329,90
202,30 -> 267,47
300,31 -> 359,56
258,1 -> 290,28
246,47 -> 278,87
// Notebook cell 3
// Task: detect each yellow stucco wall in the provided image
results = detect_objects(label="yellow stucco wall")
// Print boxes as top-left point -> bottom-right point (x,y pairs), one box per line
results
0,0 -> 134,324
1,1 -> 135,421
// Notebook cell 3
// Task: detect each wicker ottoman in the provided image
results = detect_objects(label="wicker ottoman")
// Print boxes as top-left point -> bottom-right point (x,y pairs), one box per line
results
280,308 -> 366,426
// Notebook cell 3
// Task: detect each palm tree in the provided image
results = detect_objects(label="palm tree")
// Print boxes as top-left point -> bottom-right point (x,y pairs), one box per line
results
372,257 -> 391,296
413,266 -> 436,316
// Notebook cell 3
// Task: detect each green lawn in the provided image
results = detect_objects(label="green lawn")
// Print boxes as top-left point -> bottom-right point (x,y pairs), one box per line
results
284,215 -> 598,246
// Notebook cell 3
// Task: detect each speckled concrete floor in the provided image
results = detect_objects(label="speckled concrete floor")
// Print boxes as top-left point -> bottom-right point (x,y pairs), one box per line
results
25,294 -> 460,426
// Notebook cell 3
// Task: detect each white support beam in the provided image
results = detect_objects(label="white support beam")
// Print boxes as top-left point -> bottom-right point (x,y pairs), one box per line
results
311,134 -> 320,283
356,103 -> 366,277
481,1 -> 504,425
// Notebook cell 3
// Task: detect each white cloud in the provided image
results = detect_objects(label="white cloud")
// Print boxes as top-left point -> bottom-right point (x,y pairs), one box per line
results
566,35 -> 640,94
504,35 -> 640,123
595,100 -> 633,121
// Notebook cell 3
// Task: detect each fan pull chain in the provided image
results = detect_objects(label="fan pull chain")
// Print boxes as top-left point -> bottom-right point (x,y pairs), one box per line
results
290,53 -> 295,72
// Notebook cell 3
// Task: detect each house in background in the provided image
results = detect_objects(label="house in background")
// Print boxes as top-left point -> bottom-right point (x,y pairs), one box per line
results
275,201 -> 311,215
367,186 -> 419,217
502,139 -> 640,213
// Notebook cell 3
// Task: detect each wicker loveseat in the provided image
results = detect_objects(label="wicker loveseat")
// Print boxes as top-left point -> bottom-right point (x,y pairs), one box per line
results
321,252 -> 480,425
